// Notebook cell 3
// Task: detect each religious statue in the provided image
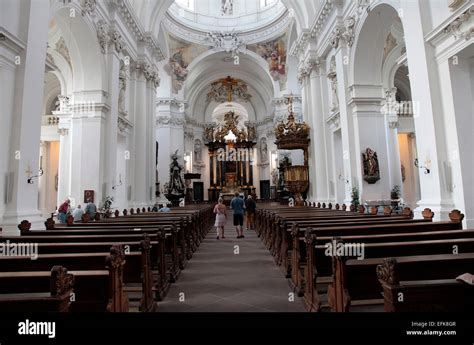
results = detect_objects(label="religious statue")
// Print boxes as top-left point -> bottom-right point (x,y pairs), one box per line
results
167,150 -> 185,196
271,168 -> 278,186
222,0 -> 233,15
260,137 -> 268,163
362,148 -> 380,184
204,123 -> 215,142
54,97 -> 61,111
118,65 -> 126,113
246,122 -> 257,142
277,155 -> 291,191
327,59 -> 339,112
194,139 -> 202,162
169,48 -> 189,93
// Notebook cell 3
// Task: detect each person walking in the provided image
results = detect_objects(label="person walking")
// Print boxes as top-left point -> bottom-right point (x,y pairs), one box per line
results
214,198 -> 227,239
245,195 -> 257,231
57,199 -> 70,224
230,192 -> 245,238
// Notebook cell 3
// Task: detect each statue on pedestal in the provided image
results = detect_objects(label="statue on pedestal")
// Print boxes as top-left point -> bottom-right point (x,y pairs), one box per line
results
194,139 -> 202,162
167,150 -> 185,197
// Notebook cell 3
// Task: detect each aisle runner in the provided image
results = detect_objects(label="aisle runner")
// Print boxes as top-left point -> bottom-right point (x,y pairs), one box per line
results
157,211 -> 306,312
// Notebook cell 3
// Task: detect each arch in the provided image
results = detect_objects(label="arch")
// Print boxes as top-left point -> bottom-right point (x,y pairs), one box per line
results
49,3 -> 106,94
42,72 -> 62,115
182,50 -> 277,123
350,1 -> 404,87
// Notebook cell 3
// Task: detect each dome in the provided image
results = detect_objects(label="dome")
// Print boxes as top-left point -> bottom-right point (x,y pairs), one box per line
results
169,0 -> 287,32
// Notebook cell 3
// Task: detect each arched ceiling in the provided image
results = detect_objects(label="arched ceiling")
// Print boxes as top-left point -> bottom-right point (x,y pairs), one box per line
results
127,0 -> 320,124
183,51 -> 275,124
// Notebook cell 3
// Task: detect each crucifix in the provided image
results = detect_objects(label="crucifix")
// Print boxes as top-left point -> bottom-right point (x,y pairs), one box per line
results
221,76 -> 240,102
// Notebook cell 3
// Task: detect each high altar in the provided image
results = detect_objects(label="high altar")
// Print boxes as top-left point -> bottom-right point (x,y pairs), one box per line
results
205,111 -> 257,202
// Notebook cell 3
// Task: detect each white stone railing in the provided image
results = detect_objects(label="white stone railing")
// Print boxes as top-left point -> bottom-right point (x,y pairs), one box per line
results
168,1 -> 286,31
42,115 -> 60,126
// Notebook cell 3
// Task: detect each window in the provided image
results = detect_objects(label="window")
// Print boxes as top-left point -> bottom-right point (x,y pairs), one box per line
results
176,0 -> 194,11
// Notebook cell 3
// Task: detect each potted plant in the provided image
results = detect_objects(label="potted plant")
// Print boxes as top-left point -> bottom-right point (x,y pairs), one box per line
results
351,187 -> 360,209
391,185 -> 401,207
100,196 -> 114,218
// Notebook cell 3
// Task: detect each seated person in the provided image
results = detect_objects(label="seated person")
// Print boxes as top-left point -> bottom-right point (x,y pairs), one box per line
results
84,198 -> 97,220
159,204 -> 171,212
72,204 -> 84,222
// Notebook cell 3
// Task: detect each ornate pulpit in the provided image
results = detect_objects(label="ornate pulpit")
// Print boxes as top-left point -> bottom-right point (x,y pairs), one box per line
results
274,95 -> 310,206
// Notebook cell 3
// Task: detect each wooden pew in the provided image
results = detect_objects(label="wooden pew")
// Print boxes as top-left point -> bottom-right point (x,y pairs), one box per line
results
20,224 -> 183,283
8,229 -> 173,300
376,258 -> 474,312
0,266 -> 74,312
329,251 -> 474,312
301,229 -> 474,311
0,269 -> 110,312
0,241 -> 156,312
292,209 -> 462,290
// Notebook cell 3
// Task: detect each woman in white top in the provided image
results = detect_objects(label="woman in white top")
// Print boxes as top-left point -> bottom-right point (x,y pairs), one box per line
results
213,198 -> 227,240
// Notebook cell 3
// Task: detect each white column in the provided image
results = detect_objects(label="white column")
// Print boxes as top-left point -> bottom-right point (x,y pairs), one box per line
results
383,89 -> 403,193
334,49 -> 357,204
147,77 -> 158,204
402,1 -> 454,220
133,65 -> 149,207
438,57 -> 474,227
68,102 -> 106,207
2,1 -> 50,234
387,123 -> 403,194
348,87 -> 391,203
56,112 -> 72,206
300,74 -> 317,201
104,52 -> 121,201
309,61 -> 330,203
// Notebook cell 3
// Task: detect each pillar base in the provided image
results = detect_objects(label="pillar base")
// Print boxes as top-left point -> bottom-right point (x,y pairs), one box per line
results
413,199 -> 456,222
1,209 -> 45,235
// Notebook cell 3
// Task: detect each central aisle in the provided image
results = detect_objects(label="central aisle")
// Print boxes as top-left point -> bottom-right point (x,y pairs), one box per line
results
157,211 -> 306,312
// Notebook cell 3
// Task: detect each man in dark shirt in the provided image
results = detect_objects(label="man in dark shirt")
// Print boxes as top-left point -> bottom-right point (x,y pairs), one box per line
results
230,192 -> 245,238
245,195 -> 257,231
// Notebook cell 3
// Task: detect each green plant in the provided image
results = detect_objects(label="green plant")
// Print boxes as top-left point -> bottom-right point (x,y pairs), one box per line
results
351,187 -> 360,208
100,196 -> 114,216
